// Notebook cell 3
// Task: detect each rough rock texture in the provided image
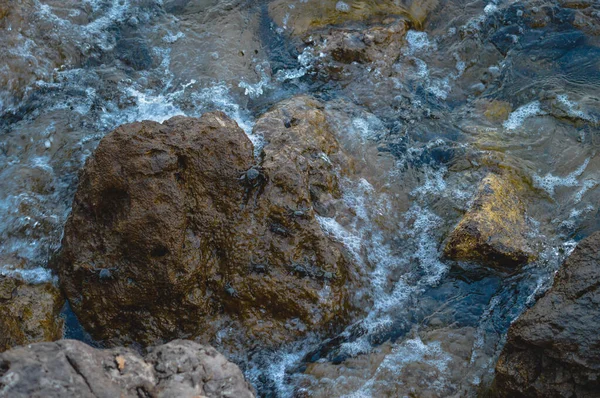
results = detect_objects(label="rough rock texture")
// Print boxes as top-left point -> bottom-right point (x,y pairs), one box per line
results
494,231 -> 600,397
0,339 -> 254,398
0,276 -> 64,352
306,17 -> 409,80
443,173 -> 536,269
54,101 -> 357,352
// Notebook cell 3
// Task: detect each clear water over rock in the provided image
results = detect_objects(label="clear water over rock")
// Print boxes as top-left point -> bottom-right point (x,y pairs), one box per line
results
0,0 -> 599,396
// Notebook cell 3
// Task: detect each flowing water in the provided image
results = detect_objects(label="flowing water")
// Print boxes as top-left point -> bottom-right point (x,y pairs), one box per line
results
1,0 -> 599,396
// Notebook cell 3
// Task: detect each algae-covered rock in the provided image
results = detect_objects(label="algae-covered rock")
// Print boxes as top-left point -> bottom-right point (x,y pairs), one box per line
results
494,232 -> 600,397
483,100 -> 512,123
54,101 -> 358,353
443,173 -> 536,269
0,276 -> 64,352
0,339 -> 255,398
269,0 -> 438,36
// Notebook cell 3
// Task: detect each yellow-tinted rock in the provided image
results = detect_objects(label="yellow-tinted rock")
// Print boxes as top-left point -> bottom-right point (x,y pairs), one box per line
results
0,277 -> 64,352
268,0 -> 438,36
443,173 -> 536,269
484,100 -> 512,123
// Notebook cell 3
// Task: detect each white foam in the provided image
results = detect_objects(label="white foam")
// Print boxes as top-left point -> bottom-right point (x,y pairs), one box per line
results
191,84 -> 262,153
484,4 -> 498,15
336,1 -> 350,12
238,63 -> 271,99
533,158 -> 590,197
427,77 -> 451,100
556,94 -> 597,123
0,266 -> 54,284
414,58 -> 429,78
124,87 -> 185,123
314,155 -> 450,366
411,166 -> 448,197
503,101 -> 546,130
162,31 -> 185,44
316,215 -> 364,263
403,31 -> 433,55
343,338 -> 453,398
574,179 -> 597,203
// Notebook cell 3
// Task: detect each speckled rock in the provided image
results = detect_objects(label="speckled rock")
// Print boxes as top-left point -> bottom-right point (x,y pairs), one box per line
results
0,276 -> 64,352
0,339 -> 255,398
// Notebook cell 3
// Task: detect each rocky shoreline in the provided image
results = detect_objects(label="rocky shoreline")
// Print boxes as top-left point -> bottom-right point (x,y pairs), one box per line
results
0,339 -> 255,397
1,107 -> 598,397
1,0 -> 599,396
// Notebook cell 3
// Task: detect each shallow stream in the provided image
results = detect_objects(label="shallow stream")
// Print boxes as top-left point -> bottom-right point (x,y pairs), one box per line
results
1,0 -> 599,396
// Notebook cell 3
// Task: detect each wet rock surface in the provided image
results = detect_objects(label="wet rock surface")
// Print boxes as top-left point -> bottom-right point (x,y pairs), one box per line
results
0,276 -> 64,352
444,173 -> 537,269
0,339 -> 255,398
1,0 -> 600,396
306,17 -> 409,80
495,231 -> 600,397
54,99 -> 358,353
268,0 -> 438,35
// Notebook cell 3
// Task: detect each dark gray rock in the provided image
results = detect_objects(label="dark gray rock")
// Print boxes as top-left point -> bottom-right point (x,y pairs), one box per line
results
163,0 -> 191,14
0,339 -> 255,398
115,37 -> 154,71
494,231 -> 600,397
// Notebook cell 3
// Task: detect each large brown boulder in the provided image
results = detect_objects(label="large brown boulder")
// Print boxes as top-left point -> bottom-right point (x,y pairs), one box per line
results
443,173 -> 537,269
0,276 -> 64,351
0,339 -> 255,398
494,231 -> 600,397
54,101 -> 357,352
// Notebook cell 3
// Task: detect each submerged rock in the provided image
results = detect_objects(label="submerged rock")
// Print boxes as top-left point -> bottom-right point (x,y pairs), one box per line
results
268,0 -> 437,35
494,231 -> 600,397
0,276 -> 64,352
54,101 -> 358,352
306,17 -> 409,80
443,173 -> 536,269
0,339 -> 255,398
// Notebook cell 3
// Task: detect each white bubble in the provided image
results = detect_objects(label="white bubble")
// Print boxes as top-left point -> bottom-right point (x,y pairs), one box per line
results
503,101 -> 546,130
336,1 -> 350,12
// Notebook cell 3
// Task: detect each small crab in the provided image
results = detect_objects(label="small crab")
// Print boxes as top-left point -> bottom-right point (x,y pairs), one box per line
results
285,205 -> 311,219
291,263 -> 309,277
321,271 -> 336,281
92,267 -> 117,280
288,255 -> 312,278
224,282 -> 239,298
239,165 -> 268,207
270,223 -> 291,237
249,256 -> 270,274
239,165 -> 266,188
99,269 -> 112,279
